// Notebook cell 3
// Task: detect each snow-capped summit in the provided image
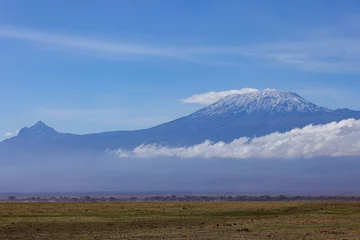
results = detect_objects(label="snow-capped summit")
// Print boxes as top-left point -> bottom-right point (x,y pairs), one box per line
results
191,89 -> 330,117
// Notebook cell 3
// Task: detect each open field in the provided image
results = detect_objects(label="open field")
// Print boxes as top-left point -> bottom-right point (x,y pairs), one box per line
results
1,202 -> 360,239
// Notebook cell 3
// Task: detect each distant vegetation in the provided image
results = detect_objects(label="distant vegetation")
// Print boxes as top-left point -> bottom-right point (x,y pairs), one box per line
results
4,194 -> 360,202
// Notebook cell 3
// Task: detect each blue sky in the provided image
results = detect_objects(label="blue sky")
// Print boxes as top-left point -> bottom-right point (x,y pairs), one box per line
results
1,0 -> 360,140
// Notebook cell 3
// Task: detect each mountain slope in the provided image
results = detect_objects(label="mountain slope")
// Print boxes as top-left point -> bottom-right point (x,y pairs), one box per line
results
2,89 -> 360,155
17,121 -> 58,137
145,90 -> 360,145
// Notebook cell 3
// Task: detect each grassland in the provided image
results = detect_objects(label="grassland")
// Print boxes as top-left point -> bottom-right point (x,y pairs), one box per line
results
1,201 -> 360,239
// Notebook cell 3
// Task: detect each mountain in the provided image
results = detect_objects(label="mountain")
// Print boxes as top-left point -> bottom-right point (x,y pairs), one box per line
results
191,89 -> 330,116
146,89 -> 360,145
17,121 -> 59,137
2,89 -> 360,155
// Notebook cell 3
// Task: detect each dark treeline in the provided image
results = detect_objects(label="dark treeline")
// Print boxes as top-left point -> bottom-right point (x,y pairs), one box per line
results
4,195 -> 360,202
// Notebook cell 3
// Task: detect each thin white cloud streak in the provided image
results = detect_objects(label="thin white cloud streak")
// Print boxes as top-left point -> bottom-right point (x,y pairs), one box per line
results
248,40 -> 360,74
181,88 -> 259,104
0,26 -> 197,62
186,39 -> 360,73
174,39 -> 360,73
109,118 -> 360,159
3,26 -> 360,73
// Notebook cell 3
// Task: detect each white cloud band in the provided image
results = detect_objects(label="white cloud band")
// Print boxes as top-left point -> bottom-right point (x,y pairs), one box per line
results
181,88 -> 259,104
108,118 -> 360,159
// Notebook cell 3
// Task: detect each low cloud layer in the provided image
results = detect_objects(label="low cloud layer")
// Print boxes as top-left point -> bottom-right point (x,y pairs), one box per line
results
109,118 -> 360,159
181,88 -> 259,105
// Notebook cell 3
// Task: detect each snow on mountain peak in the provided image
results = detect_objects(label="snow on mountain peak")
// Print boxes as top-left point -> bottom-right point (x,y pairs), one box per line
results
181,88 -> 259,104
190,89 -> 330,117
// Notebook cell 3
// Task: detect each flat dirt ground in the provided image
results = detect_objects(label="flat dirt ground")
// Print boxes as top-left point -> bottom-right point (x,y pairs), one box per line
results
1,201 -> 360,239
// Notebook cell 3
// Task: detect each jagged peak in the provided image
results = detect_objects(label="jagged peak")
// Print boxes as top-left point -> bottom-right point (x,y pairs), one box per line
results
17,121 -> 58,137
190,89 -> 331,117
32,121 -> 48,128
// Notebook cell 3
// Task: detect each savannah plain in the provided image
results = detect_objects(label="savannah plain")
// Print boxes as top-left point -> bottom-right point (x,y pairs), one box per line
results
0,201 -> 359,239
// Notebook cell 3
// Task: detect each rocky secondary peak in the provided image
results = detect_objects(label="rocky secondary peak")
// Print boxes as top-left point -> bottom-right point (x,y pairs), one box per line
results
17,121 -> 58,137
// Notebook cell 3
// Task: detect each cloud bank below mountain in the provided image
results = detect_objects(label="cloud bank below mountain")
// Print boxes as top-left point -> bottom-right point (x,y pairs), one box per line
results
108,118 -> 360,159
181,88 -> 259,104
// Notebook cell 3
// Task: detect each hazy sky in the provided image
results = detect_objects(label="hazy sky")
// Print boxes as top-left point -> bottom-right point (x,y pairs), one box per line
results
2,0 -> 360,141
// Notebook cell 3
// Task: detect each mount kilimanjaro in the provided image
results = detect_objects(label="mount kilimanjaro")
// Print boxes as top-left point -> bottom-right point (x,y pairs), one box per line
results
2,89 -> 360,156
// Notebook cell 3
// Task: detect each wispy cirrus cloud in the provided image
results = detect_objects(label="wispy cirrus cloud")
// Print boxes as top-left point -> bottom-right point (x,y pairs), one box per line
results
108,118 -> 360,159
255,40 -> 360,74
0,26 -> 197,62
2,26 -> 360,73
181,88 -> 259,105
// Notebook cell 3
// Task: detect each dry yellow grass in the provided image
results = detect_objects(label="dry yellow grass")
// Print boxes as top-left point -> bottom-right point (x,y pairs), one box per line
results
1,201 -> 360,239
